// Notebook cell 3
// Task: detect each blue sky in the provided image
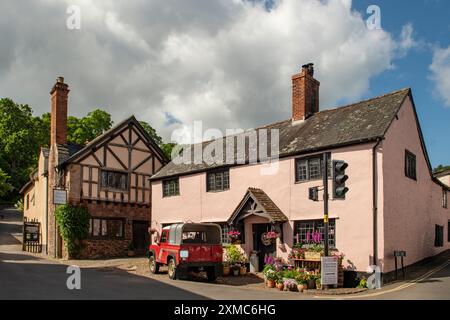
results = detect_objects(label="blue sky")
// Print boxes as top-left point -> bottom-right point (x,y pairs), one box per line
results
351,0 -> 450,167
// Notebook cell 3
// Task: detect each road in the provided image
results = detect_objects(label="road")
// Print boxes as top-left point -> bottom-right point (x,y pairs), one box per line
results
1,207 -> 449,300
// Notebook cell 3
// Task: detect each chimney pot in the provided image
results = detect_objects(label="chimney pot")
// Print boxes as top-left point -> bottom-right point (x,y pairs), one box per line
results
57,76 -> 64,83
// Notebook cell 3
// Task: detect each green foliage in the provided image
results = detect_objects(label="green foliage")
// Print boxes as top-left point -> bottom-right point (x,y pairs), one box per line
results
67,109 -> 113,145
224,244 -> 245,265
0,98 -> 44,199
434,164 -> 450,174
14,198 -> 24,212
282,268 -> 299,280
55,205 -> 91,258
0,169 -> 13,197
357,276 -> 368,288
140,121 -> 177,160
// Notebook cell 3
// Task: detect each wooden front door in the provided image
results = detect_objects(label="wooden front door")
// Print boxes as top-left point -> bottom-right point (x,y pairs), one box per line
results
132,220 -> 149,255
252,223 -> 276,271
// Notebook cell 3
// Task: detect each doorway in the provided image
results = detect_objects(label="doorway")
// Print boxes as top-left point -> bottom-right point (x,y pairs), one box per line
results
252,223 -> 276,271
132,220 -> 149,255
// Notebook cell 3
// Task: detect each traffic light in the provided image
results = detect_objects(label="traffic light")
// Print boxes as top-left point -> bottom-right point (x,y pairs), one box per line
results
309,187 -> 319,201
332,160 -> 349,199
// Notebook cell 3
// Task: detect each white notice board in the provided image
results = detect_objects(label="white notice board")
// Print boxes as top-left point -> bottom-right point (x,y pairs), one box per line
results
321,256 -> 338,286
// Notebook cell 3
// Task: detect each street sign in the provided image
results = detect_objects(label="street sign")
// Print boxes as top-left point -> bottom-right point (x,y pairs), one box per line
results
53,189 -> 67,205
321,256 -> 338,286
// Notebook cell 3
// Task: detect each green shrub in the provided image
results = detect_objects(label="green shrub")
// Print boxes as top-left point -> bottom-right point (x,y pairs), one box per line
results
55,204 -> 90,258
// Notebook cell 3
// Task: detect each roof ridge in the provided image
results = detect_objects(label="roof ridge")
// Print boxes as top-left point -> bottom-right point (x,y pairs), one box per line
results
317,87 -> 411,114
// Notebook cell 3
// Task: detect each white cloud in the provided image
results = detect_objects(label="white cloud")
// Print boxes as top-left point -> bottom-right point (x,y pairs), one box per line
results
430,45 -> 450,107
398,23 -> 419,57
0,0 -> 409,144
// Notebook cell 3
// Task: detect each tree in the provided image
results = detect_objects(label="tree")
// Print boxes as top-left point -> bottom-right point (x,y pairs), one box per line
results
434,165 -> 450,174
67,109 -> 113,145
140,121 -> 176,159
0,169 -> 13,197
0,98 -> 43,199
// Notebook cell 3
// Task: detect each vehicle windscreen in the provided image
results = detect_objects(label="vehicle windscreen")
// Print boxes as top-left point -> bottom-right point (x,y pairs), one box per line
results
181,225 -> 221,244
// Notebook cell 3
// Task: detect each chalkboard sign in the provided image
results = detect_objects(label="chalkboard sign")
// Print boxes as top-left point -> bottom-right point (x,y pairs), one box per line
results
24,221 -> 40,243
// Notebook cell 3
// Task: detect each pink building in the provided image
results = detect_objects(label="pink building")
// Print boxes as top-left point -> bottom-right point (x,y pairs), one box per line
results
150,64 -> 450,279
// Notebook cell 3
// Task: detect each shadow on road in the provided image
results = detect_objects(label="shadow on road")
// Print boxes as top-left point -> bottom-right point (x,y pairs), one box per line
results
0,251 -> 209,300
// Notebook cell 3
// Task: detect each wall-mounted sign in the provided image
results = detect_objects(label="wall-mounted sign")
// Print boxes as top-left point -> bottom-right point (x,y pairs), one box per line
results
321,256 -> 338,286
53,189 -> 67,205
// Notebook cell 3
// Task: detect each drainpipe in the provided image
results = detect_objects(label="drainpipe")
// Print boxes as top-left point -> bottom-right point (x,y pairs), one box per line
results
372,138 -> 382,266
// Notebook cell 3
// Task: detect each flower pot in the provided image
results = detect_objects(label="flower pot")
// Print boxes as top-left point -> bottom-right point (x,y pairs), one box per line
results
223,266 -> 231,276
267,279 -> 275,288
297,283 -> 306,292
127,250 -> 135,257
239,266 -> 247,275
233,268 -> 239,276
276,283 -> 284,291
307,279 -> 316,289
316,282 -> 322,290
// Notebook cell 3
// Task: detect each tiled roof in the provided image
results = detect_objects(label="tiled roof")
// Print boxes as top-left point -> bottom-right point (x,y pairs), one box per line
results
228,187 -> 288,224
152,88 -> 411,180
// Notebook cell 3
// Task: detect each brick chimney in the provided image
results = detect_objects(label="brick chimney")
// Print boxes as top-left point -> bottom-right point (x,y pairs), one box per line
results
50,77 -> 69,146
292,63 -> 320,121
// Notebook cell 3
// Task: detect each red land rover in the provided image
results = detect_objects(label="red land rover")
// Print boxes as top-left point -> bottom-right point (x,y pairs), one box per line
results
148,223 -> 223,281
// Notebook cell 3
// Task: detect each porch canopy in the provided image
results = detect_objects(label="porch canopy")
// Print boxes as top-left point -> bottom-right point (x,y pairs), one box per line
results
227,187 -> 288,228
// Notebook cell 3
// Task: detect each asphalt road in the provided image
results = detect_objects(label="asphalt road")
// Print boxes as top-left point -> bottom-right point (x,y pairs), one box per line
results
1,207 -> 449,300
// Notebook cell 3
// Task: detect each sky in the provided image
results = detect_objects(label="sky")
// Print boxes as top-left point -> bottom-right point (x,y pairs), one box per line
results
0,0 -> 449,167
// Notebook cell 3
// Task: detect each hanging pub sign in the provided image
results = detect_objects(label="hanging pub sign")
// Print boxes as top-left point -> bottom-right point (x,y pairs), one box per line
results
53,188 -> 67,205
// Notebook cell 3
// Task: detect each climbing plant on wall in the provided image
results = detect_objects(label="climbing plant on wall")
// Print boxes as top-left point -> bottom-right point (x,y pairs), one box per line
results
55,204 -> 90,258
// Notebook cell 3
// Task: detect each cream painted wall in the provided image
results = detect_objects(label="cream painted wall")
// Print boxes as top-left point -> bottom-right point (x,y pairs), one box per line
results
23,150 -> 48,248
382,96 -> 450,273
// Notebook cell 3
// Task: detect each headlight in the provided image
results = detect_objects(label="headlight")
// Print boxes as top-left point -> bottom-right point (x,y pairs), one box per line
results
180,250 -> 189,258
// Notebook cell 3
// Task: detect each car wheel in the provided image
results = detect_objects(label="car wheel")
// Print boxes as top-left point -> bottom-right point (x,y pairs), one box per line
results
149,256 -> 159,274
206,267 -> 217,282
168,258 -> 177,280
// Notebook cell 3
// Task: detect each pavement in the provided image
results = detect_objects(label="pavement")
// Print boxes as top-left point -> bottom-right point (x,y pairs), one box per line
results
1,206 -> 450,300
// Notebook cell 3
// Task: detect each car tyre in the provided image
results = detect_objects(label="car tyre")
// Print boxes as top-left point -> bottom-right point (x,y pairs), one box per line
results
149,255 -> 159,274
168,258 -> 177,280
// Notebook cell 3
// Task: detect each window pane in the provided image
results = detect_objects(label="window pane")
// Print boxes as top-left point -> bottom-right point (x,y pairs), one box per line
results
309,158 -> 321,180
208,173 -> 215,191
215,173 -> 223,190
223,171 -> 229,189
93,219 -> 101,236
296,160 -> 307,181
101,220 -> 108,236
107,220 -> 123,238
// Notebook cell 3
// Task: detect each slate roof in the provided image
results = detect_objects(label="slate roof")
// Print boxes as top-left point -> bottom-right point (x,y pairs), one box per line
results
152,88 -> 411,180
56,143 -> 84,165
228,187 -> 288,224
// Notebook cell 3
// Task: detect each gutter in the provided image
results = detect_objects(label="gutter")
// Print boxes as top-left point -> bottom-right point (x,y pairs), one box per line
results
372,138 -> 382,266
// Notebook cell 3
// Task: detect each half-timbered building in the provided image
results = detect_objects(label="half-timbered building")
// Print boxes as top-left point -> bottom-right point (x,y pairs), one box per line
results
21,77 -> 166,258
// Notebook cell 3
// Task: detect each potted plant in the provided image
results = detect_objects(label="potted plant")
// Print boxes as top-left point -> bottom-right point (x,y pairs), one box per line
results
283,279 -> 298,292
275,278 -> 284,291
239,255 -> 248,276
127,241 -> 135,257
225,244 -> 244,276
228,230 -> 241,244
316,277 -> 322,290
223,261 -> 231,276
263,264 -> 276,287
265,270 -> 278,288
307,274 -> 317,289
295,273 -> 308,292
